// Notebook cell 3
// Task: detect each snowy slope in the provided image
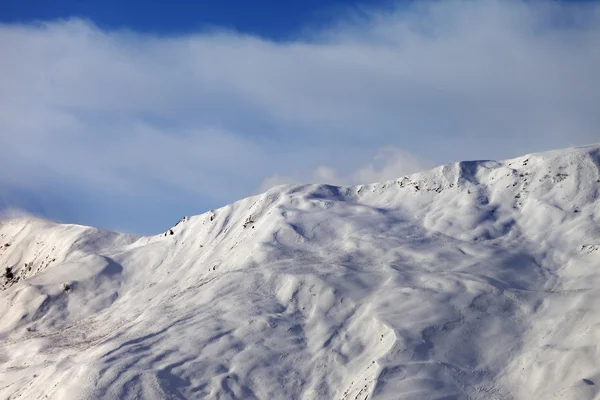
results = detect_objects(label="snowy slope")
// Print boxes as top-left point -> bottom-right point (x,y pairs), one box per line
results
1,144 -> 600,400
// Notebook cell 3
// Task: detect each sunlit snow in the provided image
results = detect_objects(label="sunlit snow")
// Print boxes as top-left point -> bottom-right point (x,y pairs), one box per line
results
1,144 -> 600,399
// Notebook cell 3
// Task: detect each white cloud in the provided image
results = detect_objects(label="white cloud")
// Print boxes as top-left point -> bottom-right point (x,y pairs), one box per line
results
259,147 -> 432,191
352,147 -> 431,183
0,0 -> 599,232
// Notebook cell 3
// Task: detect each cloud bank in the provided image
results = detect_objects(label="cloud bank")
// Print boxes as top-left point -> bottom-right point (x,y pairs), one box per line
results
1,0 -> 599,233
259,147 -> 431,191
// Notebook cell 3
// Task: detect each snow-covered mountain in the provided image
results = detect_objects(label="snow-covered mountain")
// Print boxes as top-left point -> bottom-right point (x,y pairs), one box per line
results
1,144 -> 600,400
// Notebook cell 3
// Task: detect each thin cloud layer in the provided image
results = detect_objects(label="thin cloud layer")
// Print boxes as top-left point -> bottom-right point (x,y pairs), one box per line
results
1,0 -> 599,233
260,147 -> 432,191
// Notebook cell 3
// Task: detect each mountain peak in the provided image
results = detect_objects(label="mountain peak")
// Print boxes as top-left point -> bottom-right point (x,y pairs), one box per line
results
1,144 -> 600,399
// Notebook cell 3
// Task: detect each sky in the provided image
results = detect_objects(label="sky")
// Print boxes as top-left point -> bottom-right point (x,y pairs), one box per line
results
1,0 -> 599,234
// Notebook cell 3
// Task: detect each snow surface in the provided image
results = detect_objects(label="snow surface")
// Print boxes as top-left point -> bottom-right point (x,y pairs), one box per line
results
1,144 -> 600,400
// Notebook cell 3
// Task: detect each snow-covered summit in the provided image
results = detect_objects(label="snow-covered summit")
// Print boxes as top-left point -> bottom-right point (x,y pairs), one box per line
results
1,144 -> 600,399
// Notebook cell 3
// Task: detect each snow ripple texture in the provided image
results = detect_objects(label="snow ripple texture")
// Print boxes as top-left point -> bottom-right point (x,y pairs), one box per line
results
1,144 -> 600,400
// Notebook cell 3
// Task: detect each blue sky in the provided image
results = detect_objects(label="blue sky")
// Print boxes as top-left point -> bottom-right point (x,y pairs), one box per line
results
1,0 -> 599,234
0,0 -> 399,38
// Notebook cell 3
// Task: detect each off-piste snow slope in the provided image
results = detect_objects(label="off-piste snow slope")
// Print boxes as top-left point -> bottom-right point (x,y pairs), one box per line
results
1,144 -> 600,400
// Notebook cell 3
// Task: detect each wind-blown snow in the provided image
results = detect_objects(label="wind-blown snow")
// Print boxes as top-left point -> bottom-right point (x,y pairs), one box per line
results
1,144 -> 600,399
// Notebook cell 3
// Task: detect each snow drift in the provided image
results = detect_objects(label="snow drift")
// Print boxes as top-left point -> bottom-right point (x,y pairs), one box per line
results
1,144 -> 600,399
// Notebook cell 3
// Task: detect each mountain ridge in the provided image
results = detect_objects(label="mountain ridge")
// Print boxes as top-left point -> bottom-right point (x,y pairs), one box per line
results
1,143 -> 600,399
